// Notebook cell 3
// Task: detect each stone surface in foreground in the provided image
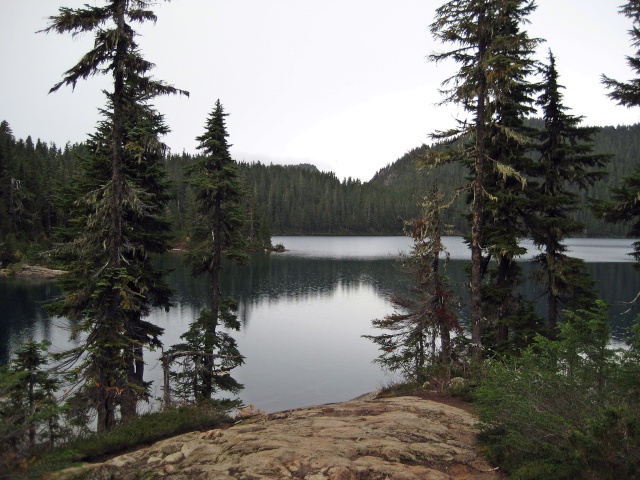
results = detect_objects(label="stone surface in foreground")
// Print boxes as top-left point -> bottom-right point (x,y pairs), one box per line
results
52,395 -> 503,480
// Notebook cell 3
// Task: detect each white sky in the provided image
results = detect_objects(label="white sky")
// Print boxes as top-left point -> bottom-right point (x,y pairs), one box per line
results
1,1 -> 638,181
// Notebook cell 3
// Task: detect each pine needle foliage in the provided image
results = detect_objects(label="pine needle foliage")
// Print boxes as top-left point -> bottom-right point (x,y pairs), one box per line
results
602,0 -> 640,108
476,301 -> 640,479
0,341 -> 65,470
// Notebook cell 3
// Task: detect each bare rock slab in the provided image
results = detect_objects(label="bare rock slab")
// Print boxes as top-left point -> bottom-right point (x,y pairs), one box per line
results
50,395 -> 504,479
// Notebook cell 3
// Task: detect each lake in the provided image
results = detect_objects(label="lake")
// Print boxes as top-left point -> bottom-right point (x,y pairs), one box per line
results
1,236 -> 639,413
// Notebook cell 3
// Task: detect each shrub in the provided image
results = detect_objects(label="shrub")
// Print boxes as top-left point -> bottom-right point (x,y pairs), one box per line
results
10,401 -> 234,480
475,301 -> 640,479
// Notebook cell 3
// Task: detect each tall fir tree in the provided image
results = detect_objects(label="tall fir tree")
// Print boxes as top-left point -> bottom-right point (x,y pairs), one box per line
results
166,100 -> 246,404
428,0 -> 540,359
530,51 -> 609,334
477,4 -> 541,353
43,1 -> 186,431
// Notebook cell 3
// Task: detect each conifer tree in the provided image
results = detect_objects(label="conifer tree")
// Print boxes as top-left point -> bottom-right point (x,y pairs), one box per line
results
0,341 -> 63,459
166,101 -> 246,403
602,1 -> 640,108
600,1 -> 640,270
43,1 -> 186,431
49,85 -> 175,427
477,6 -> 541,353
428,0 -> 540,358
0,121 -> 14,264
364,186 -> 460,383
531,52 -> 609,334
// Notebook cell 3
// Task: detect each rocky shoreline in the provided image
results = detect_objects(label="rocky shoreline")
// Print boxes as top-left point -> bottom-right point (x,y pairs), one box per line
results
49,393 -> 504,480
0,264 -> 67,279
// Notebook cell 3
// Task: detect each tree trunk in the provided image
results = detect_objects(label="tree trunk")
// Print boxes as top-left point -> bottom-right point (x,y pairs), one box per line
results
28,373 -> 36,451
495,256 -> 511,347
203,196 -> 223,399
470,10 -> 488,362
121,340 -> 144,420
109,0 -> 125,269
101,0 -> 127,431
547,251 -> 558,338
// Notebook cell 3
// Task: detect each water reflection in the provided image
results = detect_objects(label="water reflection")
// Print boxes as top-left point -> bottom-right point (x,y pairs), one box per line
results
0,278 -> 60,363
2,237 -> 640,412
149,253 -> 398,411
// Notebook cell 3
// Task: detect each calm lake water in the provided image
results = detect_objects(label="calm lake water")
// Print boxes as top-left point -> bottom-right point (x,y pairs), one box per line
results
1,236 -> 639,413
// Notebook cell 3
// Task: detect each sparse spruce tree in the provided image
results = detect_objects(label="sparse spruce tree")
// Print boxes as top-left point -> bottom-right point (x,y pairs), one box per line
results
364,186 -> 460,383
43,0 -> 186,431
530,51 -> 609,335
165,101 -> 246,404
428,0 -> 541,358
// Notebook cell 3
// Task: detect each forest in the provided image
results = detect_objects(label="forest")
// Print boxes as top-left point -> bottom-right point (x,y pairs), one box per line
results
3,0 -> 640,479
1,120 -> 639,262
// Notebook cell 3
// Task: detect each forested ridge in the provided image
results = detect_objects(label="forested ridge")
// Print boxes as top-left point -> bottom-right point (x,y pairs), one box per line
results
1,119 -> 638,261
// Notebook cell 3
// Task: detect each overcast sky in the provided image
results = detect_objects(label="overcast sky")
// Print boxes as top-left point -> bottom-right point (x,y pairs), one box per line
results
1,1 -> 638,181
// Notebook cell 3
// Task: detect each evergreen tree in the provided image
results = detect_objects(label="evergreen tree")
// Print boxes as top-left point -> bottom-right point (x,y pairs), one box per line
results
600,1 -> 640,272
0,121 -> 15,264
364,186 -> 460,383
477,5 -> 541,353
0,341 -> 63,460
428,0 -> 540,359
475,301 -> 640,479
43,0 -> 186,431
530,51 -> 609,334
166,101 -> 246,404
49,86 -> 175,428
602,1 -> 640,108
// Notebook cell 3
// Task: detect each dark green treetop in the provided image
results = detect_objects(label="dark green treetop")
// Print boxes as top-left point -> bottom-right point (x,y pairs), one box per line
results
166,100 -> 246,405
530,51 -> 610,333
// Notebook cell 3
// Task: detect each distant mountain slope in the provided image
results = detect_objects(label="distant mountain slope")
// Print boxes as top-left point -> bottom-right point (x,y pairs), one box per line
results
366,123 -> 640,237
3,118 -> 639,241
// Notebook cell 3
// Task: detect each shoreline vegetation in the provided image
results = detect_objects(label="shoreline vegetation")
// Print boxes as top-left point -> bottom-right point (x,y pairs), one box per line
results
0,242 -> 287,280
0,264 -> 67,279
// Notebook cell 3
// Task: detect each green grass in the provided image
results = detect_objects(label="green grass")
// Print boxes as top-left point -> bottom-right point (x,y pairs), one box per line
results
8,402 -> 234,480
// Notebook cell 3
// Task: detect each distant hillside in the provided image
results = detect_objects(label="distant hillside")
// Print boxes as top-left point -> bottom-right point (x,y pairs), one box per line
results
366,123 -> 640,237
2,119 -> 639,246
